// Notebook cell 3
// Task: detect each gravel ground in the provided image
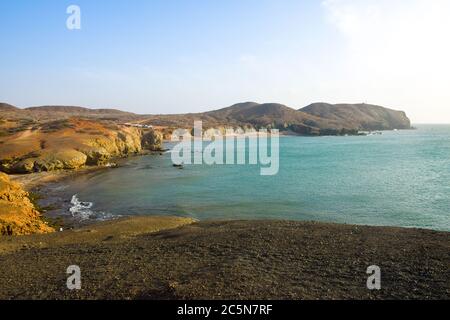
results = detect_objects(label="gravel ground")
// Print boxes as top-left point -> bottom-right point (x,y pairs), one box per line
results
0,218 -> 448,300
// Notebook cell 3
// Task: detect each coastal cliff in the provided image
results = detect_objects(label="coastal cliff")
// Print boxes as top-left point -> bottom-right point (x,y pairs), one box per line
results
0,118 -> 163,174
0,173 -> 54,235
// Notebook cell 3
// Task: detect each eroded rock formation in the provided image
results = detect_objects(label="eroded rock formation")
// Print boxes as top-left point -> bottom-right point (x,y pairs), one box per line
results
0,173 -> 54,235
0,118 -> 164,174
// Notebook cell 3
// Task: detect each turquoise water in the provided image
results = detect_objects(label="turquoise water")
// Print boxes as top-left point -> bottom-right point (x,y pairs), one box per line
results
64,125 -> 450,231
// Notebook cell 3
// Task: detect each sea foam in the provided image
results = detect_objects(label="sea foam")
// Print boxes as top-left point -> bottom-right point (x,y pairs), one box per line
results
69,195 -> 94,220
69,195 -> 117,221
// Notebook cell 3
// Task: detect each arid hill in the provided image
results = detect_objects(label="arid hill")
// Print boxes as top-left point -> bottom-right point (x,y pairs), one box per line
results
141,102 -> 337,133
205,102 -> 338,132
300,103 -> 411,131
141,101 -> 411,134
0,103 -> 18,112
1,101 -> 411,138
0,103 -> 140,122
0,118 -> 163,174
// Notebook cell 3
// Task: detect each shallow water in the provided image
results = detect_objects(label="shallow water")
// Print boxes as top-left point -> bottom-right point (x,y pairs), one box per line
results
60,125 -> 450,231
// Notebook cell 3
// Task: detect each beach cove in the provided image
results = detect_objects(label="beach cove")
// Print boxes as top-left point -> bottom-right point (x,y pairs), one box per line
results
1,125 -> 449,300
32,125 -> 450,232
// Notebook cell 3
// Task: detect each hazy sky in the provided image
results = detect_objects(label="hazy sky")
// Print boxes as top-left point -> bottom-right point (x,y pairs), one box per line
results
1,0 -> 449,123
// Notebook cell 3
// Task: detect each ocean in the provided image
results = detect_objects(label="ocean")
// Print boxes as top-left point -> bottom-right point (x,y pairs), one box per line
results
62,125 -> 450,231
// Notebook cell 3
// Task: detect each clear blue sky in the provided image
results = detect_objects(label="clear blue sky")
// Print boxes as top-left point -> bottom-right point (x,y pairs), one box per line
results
1,0 -> 450,122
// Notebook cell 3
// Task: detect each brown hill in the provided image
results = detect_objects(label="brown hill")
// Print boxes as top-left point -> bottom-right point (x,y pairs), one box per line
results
1,101 -> 412,136
24,105 -> 138,120
142,102 -> 343,134
0,103 -> 18,112
206,102 -> 314,125
0,103 -> 25,121
301,103 -> 411,131
0,103 -> 140,122
142,101 -> 410,135
205,102 -> 343,134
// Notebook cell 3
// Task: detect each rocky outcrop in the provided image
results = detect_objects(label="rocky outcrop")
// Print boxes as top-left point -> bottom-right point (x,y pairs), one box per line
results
0,173 -> 54,235
0,118 -> 164,174
141,129 -> 164,151
11,150 -> 88,173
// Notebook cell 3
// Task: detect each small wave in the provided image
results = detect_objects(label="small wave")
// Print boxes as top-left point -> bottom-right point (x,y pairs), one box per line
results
69,195 -> 118,221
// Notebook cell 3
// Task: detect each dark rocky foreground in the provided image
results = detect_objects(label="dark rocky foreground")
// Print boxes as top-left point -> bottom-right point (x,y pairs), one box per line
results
0,217 -> 448,300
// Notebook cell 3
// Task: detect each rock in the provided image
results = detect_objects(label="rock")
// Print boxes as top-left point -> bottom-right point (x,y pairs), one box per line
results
142,129 -> 163,151
77,146 -> 110,166
24,150 -> 88,172
55,150 -> 88,169
0,119 -> 165,174
0,173 -> 54,235
12,158 -> 37,173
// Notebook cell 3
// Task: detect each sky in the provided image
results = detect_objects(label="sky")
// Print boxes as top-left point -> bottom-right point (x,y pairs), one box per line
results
1,0 -> 449,123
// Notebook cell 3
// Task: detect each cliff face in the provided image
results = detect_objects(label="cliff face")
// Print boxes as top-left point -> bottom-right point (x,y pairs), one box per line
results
0,173 -> 54,235
0,118 -> 164,174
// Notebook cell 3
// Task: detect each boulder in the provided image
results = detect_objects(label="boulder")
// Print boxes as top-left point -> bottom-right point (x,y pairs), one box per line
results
142,129 -> 163,151
12,158 -> 37,173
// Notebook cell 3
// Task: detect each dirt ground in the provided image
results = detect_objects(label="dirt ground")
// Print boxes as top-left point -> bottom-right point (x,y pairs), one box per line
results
0,217 -> 448,300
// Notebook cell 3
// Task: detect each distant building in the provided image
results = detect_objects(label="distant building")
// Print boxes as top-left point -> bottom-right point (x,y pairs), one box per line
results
124,123 -> 153,129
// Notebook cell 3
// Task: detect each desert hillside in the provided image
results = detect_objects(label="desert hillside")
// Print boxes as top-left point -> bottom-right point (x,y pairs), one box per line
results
0,117 -> 163,174
0,103 -> 140,122
1,101 -> 412,136
141,101 -> 411,134
301,103 -> 411,131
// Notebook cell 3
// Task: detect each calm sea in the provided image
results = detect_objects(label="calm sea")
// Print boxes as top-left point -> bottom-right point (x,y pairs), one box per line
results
62,125 -> 450,231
